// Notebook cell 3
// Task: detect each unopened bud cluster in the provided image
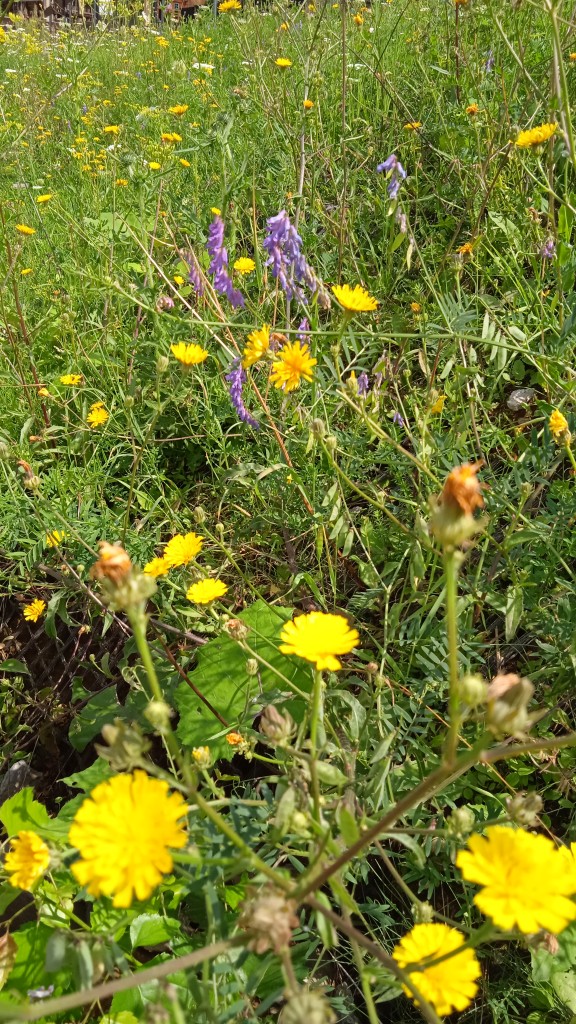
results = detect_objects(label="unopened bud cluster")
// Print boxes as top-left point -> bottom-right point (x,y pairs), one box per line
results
238,888 -> 299,954
96,719 -> 151,770
486,672 -> 534,736
280,990 -> 336,1024
259,705 -> 296,747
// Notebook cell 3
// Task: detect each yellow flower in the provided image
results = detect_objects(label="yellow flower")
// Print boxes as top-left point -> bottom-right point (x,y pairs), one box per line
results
69,770 -> 188,908
218,0 -> 241,9
170,342 -> 209,366
410,301 -> 422,313
242,325 -> 270,368
303,98 -> 314,109
456,825 -> 576,934
148,162 -> 162,170
23,598 -> 46,623
332,283 -> 378,313
161,131 -> 182,144
279,611 -> 359,671
275,57 -> 292,68
143,556 -> 171,578
466,103 -> 479,115
515,122 -> 557,148
226,731 -> 244,746
192,746 -> 211,767
87,401 -> 109,429
393,924 -> 481,1017
156,36 -> 169,46
5,831 -> 50,891
37,387 -> 50,396
570,52 -> 576,60
36,194 -> 53,203
270,340 -> 317,392
103,125 -> 120,134
45,530 -> 66,548
179,158 -> 191,167
60,373 -> 82,386
211,206 -> 222,216
168,104 -> 189,115
163,531 -> 204,568
115,178 -> 129,186
234,257 -> 256,274
457,241 -> 474,255
187,578 -> 228,604
430,395 -> 446,414
353,13 -> 363,24
404,121 -> 422,130
21,268 -> 33,276
549,408 -> 569,440
173,274 -> 185,286
16,224 -> 36,235
280,20 -> 289,29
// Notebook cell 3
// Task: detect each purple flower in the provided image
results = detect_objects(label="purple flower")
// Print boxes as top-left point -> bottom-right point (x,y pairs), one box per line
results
540,238 -> 556,260
392,411 -> 405,427
225,359 -> 259,429
263,210 -> 330,307
182,250 -> 204,295
206,215 -> 245,309
357,371 -> 369,396
377,154 -> 407,199
156,294 -> 174,311
485,50 -> 495,72
298,318 -> 310,342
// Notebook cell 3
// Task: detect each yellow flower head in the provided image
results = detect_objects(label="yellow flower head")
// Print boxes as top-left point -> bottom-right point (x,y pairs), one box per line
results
170,342 -> 209,366
410,301 -> 422,313
36,194 -> 53,203
456,825 -> 576,934
16,224 -> 36,236
163,531 -> 204,568
570,52 -> 576,61
173,274 -> 185,286
156,36 -> 169,46
148,162 -> 162,171
60,374 -> 82,386
143,556 -> 171,578
303,98 -> 314,109
87,402 -> 109,429
275,57 -> 292,68
466,103 -> 479,115
242,324 -> 270,368
279,611 -> 359,671
549,408 -> 570,441
161,131 -> 182,144
45,530 -> 66,548
332,283 -> 378,313
5,831 -> 50,890
233,257 -> 256,275
393,923 -> 481,1017
23,598 -> 46,623
180,158 -> 191,168
116,178 -> 129,186
69,770 -> 188,908
168,104 -> 189,115
21,268 -> 33,276
457,241 -> 474,255
404,121 -> 422,130
211,206 -> 222,216
226,731 -> 244,746
186,578 -> 228,604
218,0 -> 241,10
270,340 -> 317,392
192,746 -> 211,767
515,122 -> 557,148
430,394 -> 446,415
103,125 -> 120,134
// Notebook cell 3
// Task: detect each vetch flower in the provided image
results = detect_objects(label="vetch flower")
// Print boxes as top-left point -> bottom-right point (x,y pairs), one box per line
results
226,360 -> 259,428
456,825 -> 576,934
5,831 -> 50,890
270,340 -> 317,392
186,578 -> 228,604
87,401 -> 109,429
515,122 -> 557,148
233,257 -> 255,274
163,532 -> 203,568
540,238 -> 556,259
45,530 -> 66,548
23,598 -> 46,622
69,770 -> 188,908
357,371 -> 369,396
376,153 -> 406,199
60,374 -> 82,386
170,342 -> 209,366
263,210 -> 329,305
16,224 -> 36,235
279,611 -> 359,670
242,325 -> 270,368
549,408 -> 570,441
143,556 -> 171,578
206,215 -> 245,309
332,283 -> 378,313
392,923 -> 481,1017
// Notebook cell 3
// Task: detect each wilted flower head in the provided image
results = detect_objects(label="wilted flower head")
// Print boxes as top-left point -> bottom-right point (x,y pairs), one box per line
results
259,705 -> 296,746
238,888 -> 299,953
430,462 -> 487,546
486,672 -> 534,736
91,542 -> 132,585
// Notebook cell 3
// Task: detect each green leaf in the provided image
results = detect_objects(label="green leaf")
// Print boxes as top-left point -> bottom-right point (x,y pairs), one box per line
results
129,914 -> 182,949
62,759 -> 113,792
552,971 -> 576,1012
0,788 -> 50,837
0,936 -> 17,992
68,687 -> 121,752
0,660 -> 29,675
505,584 -> 523,641
175,601 -> 310,759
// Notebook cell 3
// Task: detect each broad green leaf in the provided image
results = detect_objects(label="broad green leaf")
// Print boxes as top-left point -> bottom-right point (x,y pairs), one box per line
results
130,914 -> 182,949
553,971 -> 576,1012
0,936 -> 16,992
62,759 -> 113,792
505,584 -> 523,641
0,788 -> 50,837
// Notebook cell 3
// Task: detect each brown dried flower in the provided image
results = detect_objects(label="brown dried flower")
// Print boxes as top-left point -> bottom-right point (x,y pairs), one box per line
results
441,461 -> 485,516
238,888 -> 299,953
90,542 -> 132,585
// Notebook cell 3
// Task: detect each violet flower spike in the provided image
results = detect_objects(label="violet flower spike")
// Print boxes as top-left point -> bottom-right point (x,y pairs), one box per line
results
357,372 -> 369,396
540,238 -> 556,260
377,154 -> 407,200
206,215 -> 245,309
392,411 -> 405,427
226,359 -> 259,429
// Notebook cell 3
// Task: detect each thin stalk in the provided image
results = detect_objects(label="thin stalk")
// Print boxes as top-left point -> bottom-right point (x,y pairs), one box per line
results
443,548 -> 461,766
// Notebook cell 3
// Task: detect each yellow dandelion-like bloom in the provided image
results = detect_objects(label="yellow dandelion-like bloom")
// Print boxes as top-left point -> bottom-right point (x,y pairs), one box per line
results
163,531 -> 204,568
21,268 -> 33,276
456,825 -> 576,934
16,224 -> 36,235
23,598 -> 46,623
36,194 -> 53,203
549,408 -> 569,440
161,131 -> 182,144
233,257 -> 256,275
242,325 -> 270,368
275,57 -> 292,68
404,121 -> 422,130
353,12 -> 363,24
179,158 -> 191,168
173,274 -> 185,286
45,530 -> 66,548
170,342 -> 209,366
466,103 -> 479,115
148,162 -> 162,170
168,104 -> 189,115
411,301 -> 422,313
570,52 -> 576,61
186,578 -> 228,604
226,731 -> 244,746
211,206 -> 222,216
457,241 -> 474,255
270,340 -> 317,393
515,122 -> 557,148
332,283 -> 378,313
303,98 -> 314,109
143,556 -> 171,578
103,125 -> 120,134
87,402 -> 109,429
60,374 -> 82,386
279,611 -> 359,671
430,395 -> 446,414
156,36 -> 169,46
393,923 -> 481,1017
69,770 -> 188,908
218,0 -> 241,9
5,831 -> 50,891
116,178 -> 129,186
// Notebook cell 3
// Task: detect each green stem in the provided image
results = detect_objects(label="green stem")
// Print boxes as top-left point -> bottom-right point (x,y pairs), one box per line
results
350,937 -> 380,1024
443,548 -> 461,766
565,442 -> 576,474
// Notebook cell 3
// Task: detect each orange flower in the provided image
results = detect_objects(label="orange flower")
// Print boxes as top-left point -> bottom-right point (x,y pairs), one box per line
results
441,462 -> 485,516
90,541 -> 132,584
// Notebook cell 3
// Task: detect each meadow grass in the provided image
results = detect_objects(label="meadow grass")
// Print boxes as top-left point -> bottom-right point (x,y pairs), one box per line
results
1,1 -> 576,1021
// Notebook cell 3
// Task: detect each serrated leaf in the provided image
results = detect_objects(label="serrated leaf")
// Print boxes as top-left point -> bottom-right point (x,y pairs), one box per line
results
0,788 -> 50,837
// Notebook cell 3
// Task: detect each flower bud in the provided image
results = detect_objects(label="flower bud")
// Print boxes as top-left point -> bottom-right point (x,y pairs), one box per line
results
96,719 -> 151,770
429,462 -> 487,547
412,901 -> 434,924
311,418 -> 326,440
125,395 -> 135,409
280,990 -> 336,1024
446,806 -> 475,838
259,705 -> 296,746
238,888 -> 299,954
144,699 -> 173,734
246,658 -> 259,676
506,791 -> 543,826
486,672 -> 534,736
0,441 -> 10,460
192,745 -> 211,769
458,673 -> 488,707
193,505 -> 207,525
90,541 -> 132,586
324,435 -> 337,452
224,618 -> 250,641
156,354 -> 170,374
